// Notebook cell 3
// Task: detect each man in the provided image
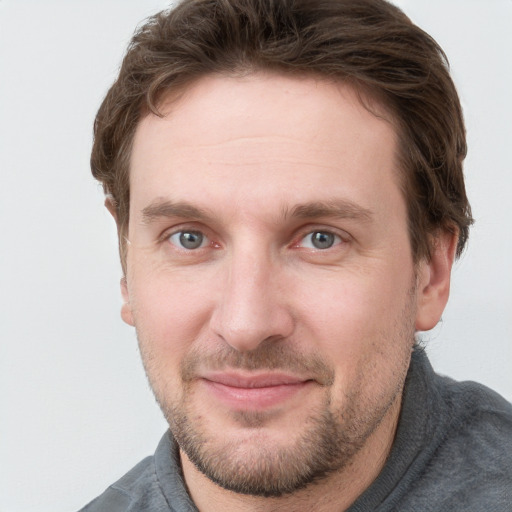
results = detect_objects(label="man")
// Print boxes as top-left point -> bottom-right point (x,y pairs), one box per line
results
81,0 -> 512,510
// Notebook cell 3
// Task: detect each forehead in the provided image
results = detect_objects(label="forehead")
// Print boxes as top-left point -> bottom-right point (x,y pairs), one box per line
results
129,73 -> 402,223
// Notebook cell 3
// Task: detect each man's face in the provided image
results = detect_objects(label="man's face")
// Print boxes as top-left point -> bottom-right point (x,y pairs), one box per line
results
122,73 -> 429,496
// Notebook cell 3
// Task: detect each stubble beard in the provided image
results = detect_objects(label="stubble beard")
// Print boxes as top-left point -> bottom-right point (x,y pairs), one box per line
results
141,338 -> 411,498
167,388 -> 393,497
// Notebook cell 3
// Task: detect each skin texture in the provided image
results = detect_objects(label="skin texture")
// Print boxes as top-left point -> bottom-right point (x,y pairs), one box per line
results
116,73 -> 456,511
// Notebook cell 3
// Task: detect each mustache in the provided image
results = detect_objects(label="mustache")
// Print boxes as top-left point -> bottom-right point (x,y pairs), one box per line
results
180,340 -> 335,386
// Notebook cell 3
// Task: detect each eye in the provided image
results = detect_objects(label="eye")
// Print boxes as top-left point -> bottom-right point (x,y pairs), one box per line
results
299,231 -> 341,250
168,230 -> 208,250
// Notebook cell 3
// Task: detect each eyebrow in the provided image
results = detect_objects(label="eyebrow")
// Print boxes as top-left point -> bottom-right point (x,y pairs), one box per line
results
141,198 -> 374,224
286,199 -> 374,223
141,200 -> 212,224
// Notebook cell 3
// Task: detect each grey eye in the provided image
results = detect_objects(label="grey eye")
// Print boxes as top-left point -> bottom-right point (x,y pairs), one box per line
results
301,231 -> 339,250
169,231 -> 206,250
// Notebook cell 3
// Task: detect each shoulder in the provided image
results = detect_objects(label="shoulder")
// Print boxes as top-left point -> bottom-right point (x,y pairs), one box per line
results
436,375 -> 512,445
413,376 -> 512,510
78,456 -> 168,512
78,431 -> 196,512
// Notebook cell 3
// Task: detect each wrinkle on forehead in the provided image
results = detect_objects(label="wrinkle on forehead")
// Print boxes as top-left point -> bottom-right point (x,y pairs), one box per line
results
133,77 -> 399,175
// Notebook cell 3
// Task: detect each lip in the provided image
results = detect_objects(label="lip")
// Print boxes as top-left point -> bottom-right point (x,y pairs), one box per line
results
200,371 -> 314,410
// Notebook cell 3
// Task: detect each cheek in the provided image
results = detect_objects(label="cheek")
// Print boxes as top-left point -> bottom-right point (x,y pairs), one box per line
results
129,273 -> 216,405
294,266 -> 415,366
296,274 -> 415,415
129,270 -> 215,362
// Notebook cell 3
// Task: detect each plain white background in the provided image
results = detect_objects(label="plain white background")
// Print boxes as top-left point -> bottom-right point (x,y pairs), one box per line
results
0,1 -> 511,511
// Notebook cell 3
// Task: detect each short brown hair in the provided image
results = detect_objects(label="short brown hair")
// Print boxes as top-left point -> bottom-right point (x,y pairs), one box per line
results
91,0 -> 472,270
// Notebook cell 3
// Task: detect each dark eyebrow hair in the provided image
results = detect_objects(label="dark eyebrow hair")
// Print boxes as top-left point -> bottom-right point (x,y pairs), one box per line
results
140,198 -> 374,224
287,200 -> 374,222
141,199 -> 212,224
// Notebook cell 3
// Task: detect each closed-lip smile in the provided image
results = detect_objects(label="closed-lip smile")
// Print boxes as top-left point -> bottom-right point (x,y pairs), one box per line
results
199,371 -> 315,410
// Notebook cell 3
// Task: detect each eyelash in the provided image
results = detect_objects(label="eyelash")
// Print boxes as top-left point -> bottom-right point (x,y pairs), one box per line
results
294,230 -> 344,250
168,230 -> 210,250
162,225 -> 217,252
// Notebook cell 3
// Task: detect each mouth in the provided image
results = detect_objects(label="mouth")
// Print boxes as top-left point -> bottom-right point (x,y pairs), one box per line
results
199,371 -> 315,410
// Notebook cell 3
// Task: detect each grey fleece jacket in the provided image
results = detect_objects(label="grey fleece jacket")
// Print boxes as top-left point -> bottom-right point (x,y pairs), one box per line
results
80,348 -> 512,511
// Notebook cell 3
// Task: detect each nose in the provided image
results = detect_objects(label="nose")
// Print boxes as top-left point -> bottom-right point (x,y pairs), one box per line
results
210,246 -> 294,352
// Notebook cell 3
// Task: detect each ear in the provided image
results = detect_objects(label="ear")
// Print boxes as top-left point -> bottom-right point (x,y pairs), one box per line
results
105,197 -> 134,326
120,276 -> 135,326
415,231 -> 458,331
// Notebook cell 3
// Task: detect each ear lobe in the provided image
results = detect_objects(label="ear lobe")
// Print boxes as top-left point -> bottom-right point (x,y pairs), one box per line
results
120,276 -> 135,326
415,231 -> 458,332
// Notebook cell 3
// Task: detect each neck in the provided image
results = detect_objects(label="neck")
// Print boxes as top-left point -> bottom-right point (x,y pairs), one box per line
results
180,393 -> 402,512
